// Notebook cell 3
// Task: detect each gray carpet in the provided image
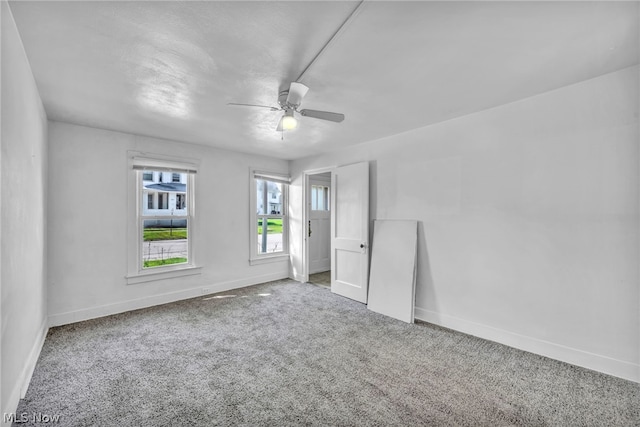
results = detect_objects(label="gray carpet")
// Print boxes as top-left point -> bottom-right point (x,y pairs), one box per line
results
16,279 -> 639,426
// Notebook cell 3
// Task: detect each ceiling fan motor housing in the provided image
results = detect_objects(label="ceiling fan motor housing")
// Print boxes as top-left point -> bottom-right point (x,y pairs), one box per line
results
278,91 -> 293,109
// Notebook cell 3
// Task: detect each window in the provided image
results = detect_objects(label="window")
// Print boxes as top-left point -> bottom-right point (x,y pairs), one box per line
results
127,152 -> 199,284
250,170 -> 289,264
311,185 -> 330,211
158,192 -> 169,210
176,194 -> 186,210
141,177 -> 187,269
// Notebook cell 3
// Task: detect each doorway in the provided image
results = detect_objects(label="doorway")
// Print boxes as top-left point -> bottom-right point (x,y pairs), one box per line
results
302,162 -> 370,302
303,169 -> 333,287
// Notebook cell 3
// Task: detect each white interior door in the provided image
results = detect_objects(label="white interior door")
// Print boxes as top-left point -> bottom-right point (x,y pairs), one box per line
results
309,174 -> 331,274
331,162 -> 370,303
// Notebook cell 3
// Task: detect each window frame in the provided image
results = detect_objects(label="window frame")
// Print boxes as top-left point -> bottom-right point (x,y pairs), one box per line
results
126,151 -> 201,284
249,169 -> 290,265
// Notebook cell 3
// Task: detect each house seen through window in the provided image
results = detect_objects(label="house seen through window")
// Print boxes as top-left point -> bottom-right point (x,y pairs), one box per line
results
141,170 -> 189,269
255,179 -> 286,255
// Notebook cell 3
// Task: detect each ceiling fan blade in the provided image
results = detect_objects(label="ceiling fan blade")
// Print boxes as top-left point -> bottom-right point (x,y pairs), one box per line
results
286,82 -> 309,107
227,103 -> 280,111
276,116 -> 284,132
299,109 -> 345,123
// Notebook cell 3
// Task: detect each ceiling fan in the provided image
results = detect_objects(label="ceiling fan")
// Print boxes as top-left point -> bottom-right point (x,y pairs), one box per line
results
228,82 -> 345,132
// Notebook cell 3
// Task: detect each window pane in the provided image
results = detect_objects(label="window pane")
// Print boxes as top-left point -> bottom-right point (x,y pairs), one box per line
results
256,179 -> 267,215
311,185 -> 330,211
142,171 -> 188,215
257,216 -> 283,254
142,219 -> 188,268
257,179 -> 283,215
317,187 -> 325,210
311,186 -> 318,210
176,194 -> 186,210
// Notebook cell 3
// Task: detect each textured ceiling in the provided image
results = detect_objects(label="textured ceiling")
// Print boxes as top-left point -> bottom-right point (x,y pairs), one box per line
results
8,1 -> 639,160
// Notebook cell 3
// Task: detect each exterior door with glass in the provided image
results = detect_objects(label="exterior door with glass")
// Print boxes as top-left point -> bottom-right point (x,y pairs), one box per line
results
309,173 -> 331,274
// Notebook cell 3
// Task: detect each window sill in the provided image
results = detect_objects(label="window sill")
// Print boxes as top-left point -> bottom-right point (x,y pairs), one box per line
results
126,265 -> 202,285
249,253 -> 289,266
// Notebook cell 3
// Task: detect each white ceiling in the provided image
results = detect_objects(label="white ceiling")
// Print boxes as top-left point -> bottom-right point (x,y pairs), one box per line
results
8,1 -> 639,160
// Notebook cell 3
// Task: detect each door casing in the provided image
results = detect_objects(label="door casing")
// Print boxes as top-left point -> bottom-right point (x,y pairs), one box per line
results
301,166 -> 335,283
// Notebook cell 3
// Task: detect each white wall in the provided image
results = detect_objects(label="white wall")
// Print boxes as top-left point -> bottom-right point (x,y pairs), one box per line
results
1,1 -> 49,419
290,66 -> 639,382
47,121 -> 289,325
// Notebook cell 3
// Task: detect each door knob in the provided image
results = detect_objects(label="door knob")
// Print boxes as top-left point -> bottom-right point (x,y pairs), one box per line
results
308,220 -> 312,237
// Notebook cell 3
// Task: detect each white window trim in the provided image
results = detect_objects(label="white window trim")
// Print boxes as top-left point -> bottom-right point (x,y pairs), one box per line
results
249,253 -> 290,266
126,151 -> 201,284
249,168 -> 290,265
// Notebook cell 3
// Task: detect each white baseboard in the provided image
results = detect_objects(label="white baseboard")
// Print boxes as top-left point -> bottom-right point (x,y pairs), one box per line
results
414,307 -> 639,384
48,272 -> 288,327
291,272 -> 306,282
2,319 -> 49,426
19,319 -> 49,398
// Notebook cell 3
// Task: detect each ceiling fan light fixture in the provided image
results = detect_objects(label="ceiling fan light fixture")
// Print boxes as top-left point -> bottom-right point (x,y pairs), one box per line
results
230,82 -> 344,133
281,110 -> 298,130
